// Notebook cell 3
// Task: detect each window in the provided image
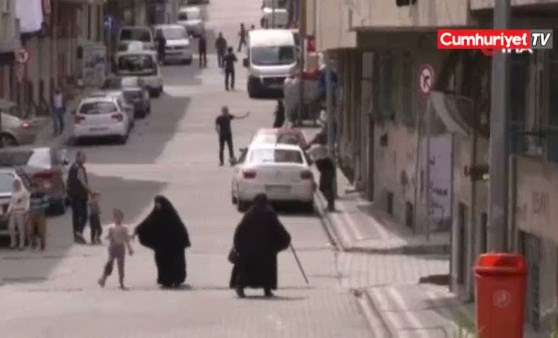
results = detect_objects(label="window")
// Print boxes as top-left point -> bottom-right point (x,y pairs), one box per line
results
249,149 -> 303,164
117,55 -> 156,76
401,53 -> 414,127
177,12 -> 188,21
251,46 -> 296,66
79,101 -> 117,115
119,28 -> 152,42
378,52 -> 395,119
28,149 -> 52,169
2,0 -> 11,14
158,27 -> 187,40
0,151 -> 33,166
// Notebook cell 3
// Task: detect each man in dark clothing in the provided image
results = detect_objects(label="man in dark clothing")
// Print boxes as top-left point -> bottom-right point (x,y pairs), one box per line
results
67,151 -> 94,243
237,23 -> 247,52
215,106 -> 250,166
223,47 -> 237,90
155,31 -> 166,65
215,33 -> 227,68
229,193 -> 291,298
273,100 -> 285,128
198,33 -> 207,68
306,131 -> 336,211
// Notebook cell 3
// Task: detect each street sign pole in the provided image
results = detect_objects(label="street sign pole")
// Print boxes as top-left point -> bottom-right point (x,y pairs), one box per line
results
418,64 -> 434,242
487,0 -> 511,252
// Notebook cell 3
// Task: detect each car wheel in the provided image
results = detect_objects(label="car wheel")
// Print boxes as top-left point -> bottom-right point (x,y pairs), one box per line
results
0,133 -> 17,146
237,200 -> 249,212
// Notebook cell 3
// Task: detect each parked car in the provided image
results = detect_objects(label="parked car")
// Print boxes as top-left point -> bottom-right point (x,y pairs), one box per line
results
0,146 -> 70,216
0,168 -> 30,237
114,48 -> 163,97
117,26 -> 155,51
72,93 -> 133,144
152,24 -> 193,65
231,143 -> 315,212
0,99 -> 37,146
177,7 -> 205,37
101,76 -> 151,118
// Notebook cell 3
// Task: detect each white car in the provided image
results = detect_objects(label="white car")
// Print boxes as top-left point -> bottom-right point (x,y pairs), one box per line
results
261,8 -> 289,28
114,49 -> 163,97
153,24 -> 193,65
72,94 -> 133,144
117,26 -> 155,51
177,6 -> 205,37
231,143 -> 316,212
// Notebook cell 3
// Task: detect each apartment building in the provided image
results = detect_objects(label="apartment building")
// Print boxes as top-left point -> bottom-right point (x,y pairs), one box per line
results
305,0 -> 558,332
0,0 -> 21,100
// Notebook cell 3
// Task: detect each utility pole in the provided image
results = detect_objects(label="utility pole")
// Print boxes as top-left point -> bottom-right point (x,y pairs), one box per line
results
325,52 -> 335,158
297,0 -> 305,127
487,0 -> 511,252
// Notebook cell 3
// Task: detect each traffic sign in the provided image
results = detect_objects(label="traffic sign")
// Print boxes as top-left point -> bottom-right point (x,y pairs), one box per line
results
15,48 -> 29,64
418,64 -> 435,96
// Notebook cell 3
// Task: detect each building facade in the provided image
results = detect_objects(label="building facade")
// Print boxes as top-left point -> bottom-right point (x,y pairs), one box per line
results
0,0 -> 21,100
306,0 -> 558,332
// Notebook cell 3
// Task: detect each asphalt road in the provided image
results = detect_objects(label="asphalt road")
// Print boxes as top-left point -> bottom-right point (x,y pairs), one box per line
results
0,1 -> 373,337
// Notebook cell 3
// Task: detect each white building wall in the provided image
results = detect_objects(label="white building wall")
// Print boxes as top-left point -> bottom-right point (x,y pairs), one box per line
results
471,0 -> 558,10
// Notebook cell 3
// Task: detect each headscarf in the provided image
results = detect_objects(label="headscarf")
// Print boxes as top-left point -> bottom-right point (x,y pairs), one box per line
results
135,195 -> 191,250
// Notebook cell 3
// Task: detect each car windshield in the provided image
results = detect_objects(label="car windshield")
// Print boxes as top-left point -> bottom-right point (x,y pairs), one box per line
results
79,101 -> 118,115
251,46 -> 296,66
117,55 -> 156,75
119,29 -> 151,42
249,149 -> 303,164
0,151 -> 33,167
180,10 -> 200,20
0,172 -> 14,192
159,27 -> 187,39
102,78 -> 122,89
254,132 -> 302,146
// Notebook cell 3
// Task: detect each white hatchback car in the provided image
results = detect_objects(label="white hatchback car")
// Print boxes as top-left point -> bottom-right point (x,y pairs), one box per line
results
72,94 -> 133,144
231,143 -> 316,212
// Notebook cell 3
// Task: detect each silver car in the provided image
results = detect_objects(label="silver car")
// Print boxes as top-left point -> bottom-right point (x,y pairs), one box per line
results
0,100 -> 37,146
102,76 -> 151,118
177,6 -> 205,37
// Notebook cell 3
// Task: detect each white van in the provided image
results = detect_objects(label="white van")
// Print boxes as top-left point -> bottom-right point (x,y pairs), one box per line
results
117,26 -> 155,51
243,29 -> 297,98
114,48 -> 163,97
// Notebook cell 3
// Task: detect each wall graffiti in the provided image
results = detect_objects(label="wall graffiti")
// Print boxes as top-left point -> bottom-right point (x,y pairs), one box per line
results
423,134 -> 453,229
532,191 -> 549,217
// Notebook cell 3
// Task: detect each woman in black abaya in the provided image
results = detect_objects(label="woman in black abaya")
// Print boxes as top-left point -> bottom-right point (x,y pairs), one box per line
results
134,195 -> 191,288
229,193 -> 291,298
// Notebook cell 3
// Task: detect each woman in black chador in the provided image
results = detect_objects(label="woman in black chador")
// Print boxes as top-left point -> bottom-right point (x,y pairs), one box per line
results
134,195 -> 191,288
229,193 -> 291,298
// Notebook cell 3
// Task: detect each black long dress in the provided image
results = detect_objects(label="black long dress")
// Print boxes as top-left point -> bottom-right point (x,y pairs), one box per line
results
229,203 -> 291,290
136,196 -> 191,287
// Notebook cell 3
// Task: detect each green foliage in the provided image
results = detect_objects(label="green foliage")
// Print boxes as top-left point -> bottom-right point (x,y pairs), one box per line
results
453,317 -> 478,338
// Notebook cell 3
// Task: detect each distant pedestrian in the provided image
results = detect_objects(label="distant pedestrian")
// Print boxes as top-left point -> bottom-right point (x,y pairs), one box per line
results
215,33 -> 227,68
98,209 -> 134,290
215,106 -> 250,166
283,73 -> 299,123
89,192 -> 102,244
29,178 -> 49,251
133,195 -> 191,288
229,193 -> 291,298
6,177 -> 30,250
223,47 -> 237,90
155,30 -> 166,65
237,23 -> 247,52
273,100 -> 285,128
52,88 -> 65,135
306,131 -> 336,211
198,33 -> 207,68
67,151 -> 94,244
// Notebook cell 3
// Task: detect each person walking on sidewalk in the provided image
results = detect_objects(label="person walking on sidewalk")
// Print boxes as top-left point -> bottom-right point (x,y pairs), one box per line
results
98,209 -> 134,290
51,88 -> 66,135
28,179 -> 49,251
67,151 -> 94,244
273,100 -> 286,128
229,193 -> 291,298
216,106 -> 250,166
237,23 -> 247,52
155,30 -> 167,65
223,47 -> 237,91
198,33 -> 207,68
215,33 -> 227,68
306,131 -> 336,211
89,192 -> 102,244
6,177 -> 30,250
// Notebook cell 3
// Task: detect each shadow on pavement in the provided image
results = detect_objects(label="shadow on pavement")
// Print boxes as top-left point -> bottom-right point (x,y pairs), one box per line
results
240,295 -> 307,301
0,172 -> 166,287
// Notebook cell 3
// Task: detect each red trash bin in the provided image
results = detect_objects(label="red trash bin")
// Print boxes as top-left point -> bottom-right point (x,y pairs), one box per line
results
474,253 -> 527,338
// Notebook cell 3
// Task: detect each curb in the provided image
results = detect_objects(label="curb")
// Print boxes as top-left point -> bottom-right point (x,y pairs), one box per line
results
314,189 -> 451,256
354,289 -> 394,337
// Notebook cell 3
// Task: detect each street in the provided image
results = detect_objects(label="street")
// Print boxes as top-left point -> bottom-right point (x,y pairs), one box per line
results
0,0 -> 373,337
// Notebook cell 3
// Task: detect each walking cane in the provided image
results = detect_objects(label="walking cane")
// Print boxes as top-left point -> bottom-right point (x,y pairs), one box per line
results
290,244 -> 309,284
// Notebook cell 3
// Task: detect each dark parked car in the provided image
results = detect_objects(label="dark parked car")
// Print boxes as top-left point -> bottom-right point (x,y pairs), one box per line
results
0,146 -> 70,215
102,76 -> 151,118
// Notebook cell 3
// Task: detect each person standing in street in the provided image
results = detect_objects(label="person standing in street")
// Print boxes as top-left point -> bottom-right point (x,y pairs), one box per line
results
223,47 -> 237,91
89,192 -> 102,244
98,209 -> 134,290
273,100 -> 286,128
306,131 -> 336,211
215,33 -> 227,68
67,151 -> 94,244
6,177 -> 30,250
215,106 -> 250,166
237,23 -> 247,52
155,30 -> 166,65
52,88 -> 65,135
229,193 -> 291,298
133,195 -> 191,288
28,179 -> 49,251
198,33 -> 207,68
